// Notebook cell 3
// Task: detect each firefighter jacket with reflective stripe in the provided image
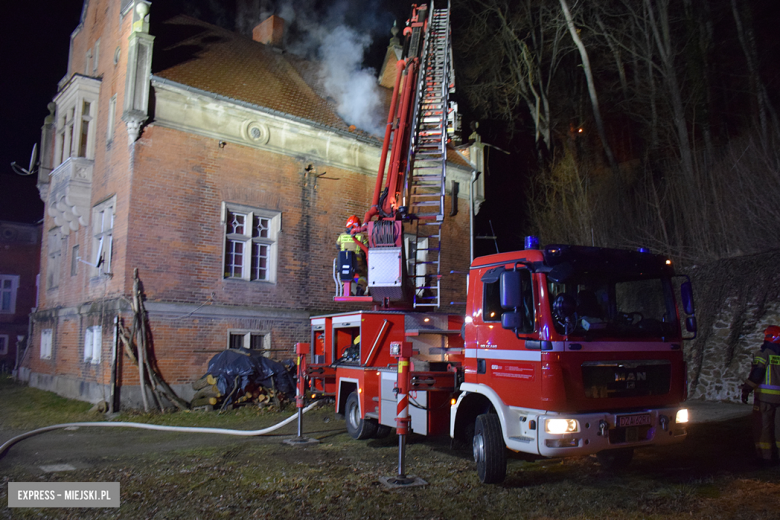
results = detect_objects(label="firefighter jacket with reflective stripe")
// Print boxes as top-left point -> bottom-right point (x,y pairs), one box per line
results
337,232 -> 367,253
746,341 -> 780,404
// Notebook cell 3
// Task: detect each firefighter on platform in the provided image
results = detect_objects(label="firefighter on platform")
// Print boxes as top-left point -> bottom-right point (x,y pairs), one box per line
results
337,216 -> 368,295
741,325 -> 780,464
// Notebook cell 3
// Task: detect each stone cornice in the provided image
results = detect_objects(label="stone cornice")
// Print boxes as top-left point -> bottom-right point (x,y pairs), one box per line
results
31,299 -> 309,321
149,76 -> 476,199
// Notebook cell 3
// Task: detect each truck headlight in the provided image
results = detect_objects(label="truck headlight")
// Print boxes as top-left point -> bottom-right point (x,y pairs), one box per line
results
545,418 -> 579,434
675,409 -> 689,424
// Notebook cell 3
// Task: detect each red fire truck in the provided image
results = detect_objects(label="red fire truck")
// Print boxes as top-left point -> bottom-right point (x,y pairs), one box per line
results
306,244 -> 696,484
301,2 -> 697,484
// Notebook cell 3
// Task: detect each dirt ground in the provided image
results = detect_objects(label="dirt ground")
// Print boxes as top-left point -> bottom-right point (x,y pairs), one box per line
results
4,399 -> 780,519
0,398 -> 754,474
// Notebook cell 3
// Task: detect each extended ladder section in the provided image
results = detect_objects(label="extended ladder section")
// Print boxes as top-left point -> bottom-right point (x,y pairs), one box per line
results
405,4 -> 453,308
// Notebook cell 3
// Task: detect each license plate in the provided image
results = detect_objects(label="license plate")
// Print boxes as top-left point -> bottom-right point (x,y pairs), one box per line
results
617,414 -> 651,427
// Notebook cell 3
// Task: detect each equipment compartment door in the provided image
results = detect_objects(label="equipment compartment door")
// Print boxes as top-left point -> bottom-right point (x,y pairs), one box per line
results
379,370 -> 397,428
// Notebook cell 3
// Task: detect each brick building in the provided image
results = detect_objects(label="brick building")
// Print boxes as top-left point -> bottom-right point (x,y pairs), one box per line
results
0,221 -> 41,373
20,0 -> 483,407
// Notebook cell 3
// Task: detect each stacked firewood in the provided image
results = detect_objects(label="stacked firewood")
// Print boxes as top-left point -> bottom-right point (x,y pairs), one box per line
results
190,374 -> 222,407
235,386 -> 282,406
190,374 -> 285,410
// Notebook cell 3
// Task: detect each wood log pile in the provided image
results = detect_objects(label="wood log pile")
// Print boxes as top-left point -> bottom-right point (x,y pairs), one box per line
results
190,373 -> 286,411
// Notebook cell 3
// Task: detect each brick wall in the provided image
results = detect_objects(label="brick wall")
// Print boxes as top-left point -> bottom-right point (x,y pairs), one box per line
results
127,125 -> 371,310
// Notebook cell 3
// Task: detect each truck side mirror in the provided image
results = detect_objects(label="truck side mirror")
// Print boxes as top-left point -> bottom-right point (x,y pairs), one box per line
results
501,311 -> 522,330
685,316 -> 697,333
681,281 -> 695,315
500,270 -> 521,309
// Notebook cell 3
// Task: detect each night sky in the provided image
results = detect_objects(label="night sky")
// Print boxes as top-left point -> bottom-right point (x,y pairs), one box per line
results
1,1 -> 82,224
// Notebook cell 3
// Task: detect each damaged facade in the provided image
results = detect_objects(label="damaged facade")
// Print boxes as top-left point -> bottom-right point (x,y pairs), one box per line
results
20,0 -> 483,407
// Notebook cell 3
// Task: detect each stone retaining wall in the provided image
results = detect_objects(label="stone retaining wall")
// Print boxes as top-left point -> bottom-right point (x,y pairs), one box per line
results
685,250 -> 780,402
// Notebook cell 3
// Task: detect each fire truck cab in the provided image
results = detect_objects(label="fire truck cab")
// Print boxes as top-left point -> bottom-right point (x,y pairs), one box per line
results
453,244 -> 695,482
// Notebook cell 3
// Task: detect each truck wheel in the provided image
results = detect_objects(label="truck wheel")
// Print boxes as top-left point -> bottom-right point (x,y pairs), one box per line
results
374,423 -> 392,439
596,448 -> 634,470
473,414 -> 506,484
345,391 -> 377,440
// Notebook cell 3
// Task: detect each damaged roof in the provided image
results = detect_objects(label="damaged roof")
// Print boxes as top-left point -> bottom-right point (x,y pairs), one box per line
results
151,15 -> 471,169
152,15 -> 384,141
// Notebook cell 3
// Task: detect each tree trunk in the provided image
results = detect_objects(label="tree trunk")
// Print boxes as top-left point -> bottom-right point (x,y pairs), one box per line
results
644,0 -> 695,183
730,0 -> 779,158
559,0 -> 620,180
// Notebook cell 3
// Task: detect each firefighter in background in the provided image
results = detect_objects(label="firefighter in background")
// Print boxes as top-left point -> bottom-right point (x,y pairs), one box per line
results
337,216 -> 368,295
741,325 -> 780,464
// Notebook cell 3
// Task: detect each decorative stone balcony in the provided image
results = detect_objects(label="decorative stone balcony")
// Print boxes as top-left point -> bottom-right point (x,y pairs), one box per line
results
47,157 -> 93,235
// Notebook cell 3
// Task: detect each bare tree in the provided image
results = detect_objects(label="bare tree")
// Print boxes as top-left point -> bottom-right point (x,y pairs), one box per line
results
456,0 -> 780,264
558,0 -> 620,179
455,0 -> 570,163
642,0 -> 695,183
730,0 -> 780,159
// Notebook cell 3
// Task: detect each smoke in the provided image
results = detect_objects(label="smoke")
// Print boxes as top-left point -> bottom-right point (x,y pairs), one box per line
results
237,0 -> 394,137
318,27 -> 385,136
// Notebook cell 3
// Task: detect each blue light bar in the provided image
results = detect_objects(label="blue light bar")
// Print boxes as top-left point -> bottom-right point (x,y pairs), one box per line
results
525,235 -> 540,250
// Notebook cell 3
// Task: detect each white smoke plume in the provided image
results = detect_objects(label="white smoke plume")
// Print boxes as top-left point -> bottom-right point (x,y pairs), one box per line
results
237,0 -> 392,137
318,27 -> 384,136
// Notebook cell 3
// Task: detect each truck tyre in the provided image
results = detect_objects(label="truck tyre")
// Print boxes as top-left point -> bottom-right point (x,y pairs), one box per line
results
345,391 -> 377,440
596,448 -> 634,470
473,414 -> 506,484
373,423 -> 392,439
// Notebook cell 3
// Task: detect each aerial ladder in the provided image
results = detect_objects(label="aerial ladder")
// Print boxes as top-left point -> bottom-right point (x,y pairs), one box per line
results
336,1 -> 455,309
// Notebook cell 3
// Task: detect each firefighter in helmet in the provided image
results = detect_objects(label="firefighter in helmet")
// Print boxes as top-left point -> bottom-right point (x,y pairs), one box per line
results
336,216 -> 368,294
741,325 -> 780,464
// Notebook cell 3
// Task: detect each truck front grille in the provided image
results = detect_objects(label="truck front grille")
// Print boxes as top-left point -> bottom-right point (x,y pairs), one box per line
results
581,360 -> 671,399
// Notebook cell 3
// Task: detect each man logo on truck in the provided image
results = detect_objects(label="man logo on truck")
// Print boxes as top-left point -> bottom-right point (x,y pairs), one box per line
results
614,372 -> 647,382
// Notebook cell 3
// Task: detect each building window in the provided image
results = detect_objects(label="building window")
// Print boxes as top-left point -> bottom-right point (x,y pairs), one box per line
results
91,197 -> 115,276
71,245 -> 79,276
84,326 -> 102,364
93,39 -> 100,76
228,330 -> 269,353
0,275 -> 19,314
53,75 -> 101,167
222,203 -> 280,282
107,94 -> 117,144
78,101 -> 93,157
40,329 -> 53,360
0,335 -> 8,356
47,230 -> 63,290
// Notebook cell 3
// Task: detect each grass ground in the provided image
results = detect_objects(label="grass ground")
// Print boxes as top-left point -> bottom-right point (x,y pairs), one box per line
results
2,375 -> 780,519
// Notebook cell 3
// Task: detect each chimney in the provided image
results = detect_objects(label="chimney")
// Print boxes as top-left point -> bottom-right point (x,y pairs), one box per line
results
253,15 -> 285,47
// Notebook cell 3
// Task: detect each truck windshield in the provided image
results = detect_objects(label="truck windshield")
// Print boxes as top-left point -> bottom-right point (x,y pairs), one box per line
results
547,276 -> 678,339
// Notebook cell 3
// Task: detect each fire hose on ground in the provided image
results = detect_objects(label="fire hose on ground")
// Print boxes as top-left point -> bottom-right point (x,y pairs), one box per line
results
0,401 -> 321,459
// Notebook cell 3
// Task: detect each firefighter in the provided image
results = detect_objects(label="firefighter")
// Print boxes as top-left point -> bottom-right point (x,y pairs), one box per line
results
741,325 -> 780,464
336,216 -> 368,293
